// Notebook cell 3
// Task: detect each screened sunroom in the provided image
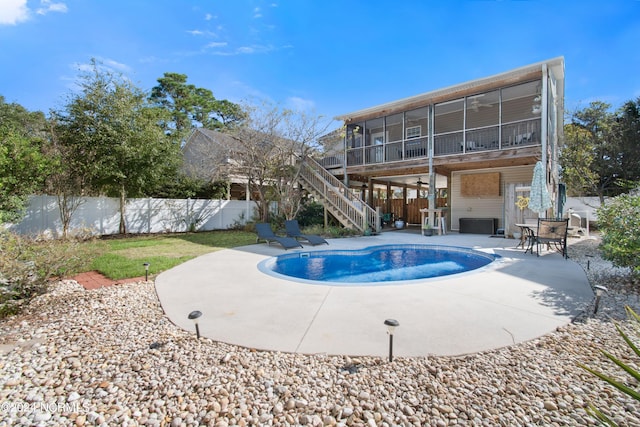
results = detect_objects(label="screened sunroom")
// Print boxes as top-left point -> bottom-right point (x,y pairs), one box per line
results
344,78 -> 557,167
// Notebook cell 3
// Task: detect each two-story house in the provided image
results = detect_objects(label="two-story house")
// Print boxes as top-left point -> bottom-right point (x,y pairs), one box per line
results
312,57 -> 564,236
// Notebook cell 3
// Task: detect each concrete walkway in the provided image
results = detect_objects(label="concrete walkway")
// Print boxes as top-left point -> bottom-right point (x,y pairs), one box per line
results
155,230 -> 594,357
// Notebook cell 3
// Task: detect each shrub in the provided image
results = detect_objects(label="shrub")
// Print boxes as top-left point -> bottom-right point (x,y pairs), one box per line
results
597,193 -> 640,275
579,306 -> 640,426
0,232 -> 87,317
296,201 -> 328,227
302,224 -> 359,238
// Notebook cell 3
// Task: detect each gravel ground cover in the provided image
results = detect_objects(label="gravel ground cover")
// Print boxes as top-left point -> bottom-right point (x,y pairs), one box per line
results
1,235 -> 639,426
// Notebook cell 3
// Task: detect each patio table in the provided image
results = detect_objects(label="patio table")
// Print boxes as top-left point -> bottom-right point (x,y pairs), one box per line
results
516,223 -> 538,254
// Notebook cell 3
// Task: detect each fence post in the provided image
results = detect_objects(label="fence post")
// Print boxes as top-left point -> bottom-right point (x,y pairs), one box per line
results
148,198 -> 152,234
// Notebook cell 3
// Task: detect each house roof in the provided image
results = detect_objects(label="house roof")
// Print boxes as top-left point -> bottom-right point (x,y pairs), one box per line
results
183,128 -> 236,153
336,57 -> 564,122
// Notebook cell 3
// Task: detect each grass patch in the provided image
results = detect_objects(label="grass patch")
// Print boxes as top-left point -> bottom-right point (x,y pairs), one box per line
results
90,230 -> 256,280
91,254 -> 193,280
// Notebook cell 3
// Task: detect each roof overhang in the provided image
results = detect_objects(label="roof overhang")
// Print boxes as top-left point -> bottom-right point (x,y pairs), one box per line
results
336,57 -> 564,122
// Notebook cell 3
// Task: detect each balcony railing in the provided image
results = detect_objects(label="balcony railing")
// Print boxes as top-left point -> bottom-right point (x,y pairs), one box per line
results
339,118 -> 541,167
434,131 -> 464,156
501,119 -> 541,149
318,155 -> 343,169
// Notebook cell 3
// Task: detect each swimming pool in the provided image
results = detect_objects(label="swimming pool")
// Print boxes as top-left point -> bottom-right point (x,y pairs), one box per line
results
259,244 -> 497,285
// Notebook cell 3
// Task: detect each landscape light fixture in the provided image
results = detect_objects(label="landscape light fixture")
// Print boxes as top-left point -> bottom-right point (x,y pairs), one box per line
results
384,319 -> 400,362
143,262 -> 150,281
593,285 -> 608,314
188,310 -> 203,339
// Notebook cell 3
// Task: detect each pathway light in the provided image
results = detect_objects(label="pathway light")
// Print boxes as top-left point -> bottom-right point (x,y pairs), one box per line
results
594,285 -> 608,314
143,262 -> 150,281
188,310 -> 203,339
384,318 -> 400,362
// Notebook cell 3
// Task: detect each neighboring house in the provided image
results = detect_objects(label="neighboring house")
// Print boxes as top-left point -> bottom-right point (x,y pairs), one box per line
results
316,57 -> 564,236
182,128 -> 251,200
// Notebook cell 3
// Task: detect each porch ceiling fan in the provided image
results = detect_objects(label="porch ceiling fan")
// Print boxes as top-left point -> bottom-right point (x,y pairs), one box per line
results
468,95 -> 493,112
416,177 -> 424,187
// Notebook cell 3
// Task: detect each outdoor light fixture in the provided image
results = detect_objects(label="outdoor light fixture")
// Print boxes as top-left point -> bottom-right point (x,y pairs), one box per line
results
188,310 -> 203,339
384,318 -> 400,362
143,262 -> 150,281
593,285 -> 608,314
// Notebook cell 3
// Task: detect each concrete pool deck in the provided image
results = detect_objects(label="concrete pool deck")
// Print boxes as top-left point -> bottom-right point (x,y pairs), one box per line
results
155,230 -> 594,357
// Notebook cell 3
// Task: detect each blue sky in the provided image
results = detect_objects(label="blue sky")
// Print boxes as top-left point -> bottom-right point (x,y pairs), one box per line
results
1,0 -> 639,130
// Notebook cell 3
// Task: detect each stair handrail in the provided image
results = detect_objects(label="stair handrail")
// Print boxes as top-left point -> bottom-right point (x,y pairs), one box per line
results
298,155 -> 379,232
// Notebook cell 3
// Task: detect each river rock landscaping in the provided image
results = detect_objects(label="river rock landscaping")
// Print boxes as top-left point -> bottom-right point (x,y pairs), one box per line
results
1,237 -> 639,426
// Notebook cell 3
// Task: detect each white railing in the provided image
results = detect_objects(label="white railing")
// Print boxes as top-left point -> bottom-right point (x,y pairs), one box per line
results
299,156 -> 379,232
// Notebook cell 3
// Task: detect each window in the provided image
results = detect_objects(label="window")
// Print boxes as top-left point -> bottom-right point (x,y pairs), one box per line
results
502,81 -> 540,123
365,117 -> 384,146
466,90 -> 499,129
434,98 -> 464,134
347,123 -> 363,148
406,126 -> 421,139
405,107 -> 429,138
386,113 -> 403,142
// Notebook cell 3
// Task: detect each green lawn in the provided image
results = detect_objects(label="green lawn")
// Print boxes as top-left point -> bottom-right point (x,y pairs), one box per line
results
82,230 -> 257,280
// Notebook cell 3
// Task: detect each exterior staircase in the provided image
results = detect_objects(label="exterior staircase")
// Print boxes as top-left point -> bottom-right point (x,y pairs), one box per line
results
298,156 -> 380,233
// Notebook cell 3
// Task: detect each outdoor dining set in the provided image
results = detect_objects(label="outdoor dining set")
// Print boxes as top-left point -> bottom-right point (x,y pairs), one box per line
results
516,218 -> 569,258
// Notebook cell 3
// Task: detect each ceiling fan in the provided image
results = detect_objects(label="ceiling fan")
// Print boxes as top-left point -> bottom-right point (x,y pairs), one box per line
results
416,177 -> 424,187
468,95 -> 493,112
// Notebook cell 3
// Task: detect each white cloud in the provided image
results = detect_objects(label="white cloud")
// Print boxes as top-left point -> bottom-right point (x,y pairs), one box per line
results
205,13 -> 213,21
206,41 -> 227,48
286,96 -> 316,112
188,29 -> 217,38
208,43 -> 289,56
73,57 -> 131,75
0,0 -> 29,25
253,7 -> 262,18
100,57 -> 131,73
0,0 -> 66,25
36,0 -> 67,16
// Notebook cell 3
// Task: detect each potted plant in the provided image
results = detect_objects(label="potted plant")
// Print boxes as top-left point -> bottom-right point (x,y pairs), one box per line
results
422,222 -> 433,236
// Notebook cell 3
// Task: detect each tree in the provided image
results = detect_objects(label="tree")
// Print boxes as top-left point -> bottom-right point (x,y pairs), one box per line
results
43,116 -> 88,238
615,98 -> 640,190
561,101 -> 618,202
561,100 -> 640,202
149,72 -> 245,138
56,60 -> 182,233
0,97 -> 50,223
224,102 -> 330,222
560,123 -> 598,196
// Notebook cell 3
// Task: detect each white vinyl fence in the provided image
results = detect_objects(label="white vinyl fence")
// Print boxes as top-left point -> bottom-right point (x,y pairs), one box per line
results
8,195 -> 258,237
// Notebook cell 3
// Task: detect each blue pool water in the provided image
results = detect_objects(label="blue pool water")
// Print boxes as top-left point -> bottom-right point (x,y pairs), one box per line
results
260,244 -> 497,285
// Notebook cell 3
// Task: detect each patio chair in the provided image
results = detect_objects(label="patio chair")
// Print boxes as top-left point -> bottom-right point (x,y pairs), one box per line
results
381,212 -> 393,228
536,218 -> 569,258
285,220 -> 328,246
256,223 -> 303,250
